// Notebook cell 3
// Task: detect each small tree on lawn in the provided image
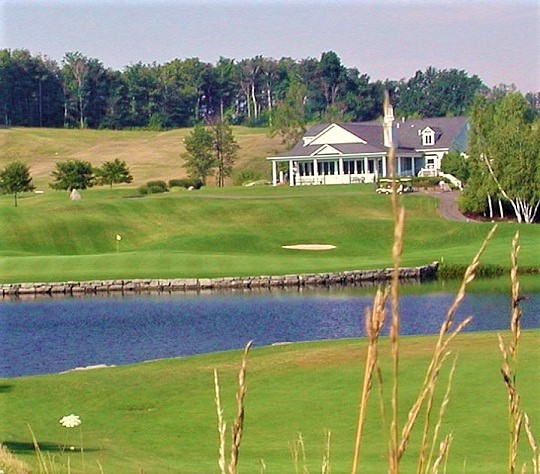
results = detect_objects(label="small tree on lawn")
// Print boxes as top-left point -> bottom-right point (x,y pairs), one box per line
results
212,120 -> 239,188
95,158 -> 133,188
0,161 -> 35,207
441,151 -> 470,183
50,159 -> 94,191
181,124 -> 215,184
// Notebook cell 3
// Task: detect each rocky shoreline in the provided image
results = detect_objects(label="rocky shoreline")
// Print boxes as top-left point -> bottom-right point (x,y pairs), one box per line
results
1,262 -> 438,298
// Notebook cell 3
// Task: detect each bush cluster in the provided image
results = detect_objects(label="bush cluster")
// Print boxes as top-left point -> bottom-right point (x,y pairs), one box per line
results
138,180 -> 168,195
233,169 -> 263,186
411,176 -> 450,188
168,178 -> 203,189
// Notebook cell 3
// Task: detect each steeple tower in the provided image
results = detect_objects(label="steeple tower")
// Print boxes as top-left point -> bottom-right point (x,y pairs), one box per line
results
383,101 -> 395,148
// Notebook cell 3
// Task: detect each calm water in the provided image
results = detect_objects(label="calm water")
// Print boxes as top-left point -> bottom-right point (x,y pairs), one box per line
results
1,288 -> 539,377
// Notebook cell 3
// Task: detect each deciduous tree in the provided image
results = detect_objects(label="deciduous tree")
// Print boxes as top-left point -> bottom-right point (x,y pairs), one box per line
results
0,161 -> 34,206
269,79 -> 307,147
50,160 -> 94,191
181,124 -> 215,184
212,121 -> 239,187
95,158 -> 133,188
461,93 -> 540,223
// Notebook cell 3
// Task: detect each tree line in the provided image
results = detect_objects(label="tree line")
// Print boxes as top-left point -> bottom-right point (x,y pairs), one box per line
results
0,158 -> 133,206
439,91 -> 540,223
1,48 -> 502,130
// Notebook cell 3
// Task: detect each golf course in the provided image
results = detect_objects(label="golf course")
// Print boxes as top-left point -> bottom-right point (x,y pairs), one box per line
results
1,127 -> 539,472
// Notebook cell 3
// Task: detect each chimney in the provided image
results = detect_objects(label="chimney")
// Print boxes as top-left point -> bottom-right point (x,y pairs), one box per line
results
383,103 -> 395,148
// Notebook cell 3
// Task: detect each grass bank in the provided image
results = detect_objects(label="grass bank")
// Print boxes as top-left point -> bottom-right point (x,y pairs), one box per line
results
1,331 -> 538,472
1,185 -> 539,283
0,126 -> 283,188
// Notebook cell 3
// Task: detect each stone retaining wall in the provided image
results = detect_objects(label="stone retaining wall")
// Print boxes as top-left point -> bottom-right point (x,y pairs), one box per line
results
1,262 -> 438,298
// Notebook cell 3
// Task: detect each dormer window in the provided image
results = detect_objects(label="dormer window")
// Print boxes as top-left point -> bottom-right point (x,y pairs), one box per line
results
421,127 -> 435,146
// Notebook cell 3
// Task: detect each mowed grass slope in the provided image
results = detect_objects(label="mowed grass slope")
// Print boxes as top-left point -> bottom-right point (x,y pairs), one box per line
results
1,185 -> 539,283
1,332 -> 538,472
0,126 -> 283,188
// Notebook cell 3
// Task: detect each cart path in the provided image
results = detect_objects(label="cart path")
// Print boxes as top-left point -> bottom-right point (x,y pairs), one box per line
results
427,191 -> 470,222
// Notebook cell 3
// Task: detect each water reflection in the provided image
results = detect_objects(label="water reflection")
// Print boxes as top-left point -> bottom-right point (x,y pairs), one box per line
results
1,288 -> 538,377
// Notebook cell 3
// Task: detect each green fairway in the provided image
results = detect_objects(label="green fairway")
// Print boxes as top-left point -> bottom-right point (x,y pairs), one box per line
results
1,185 -> 539,283
1,331 -> 538,472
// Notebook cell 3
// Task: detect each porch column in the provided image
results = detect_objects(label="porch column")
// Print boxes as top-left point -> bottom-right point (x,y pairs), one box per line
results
412,157 -> 416,176
382,156 -> 387,177
338,157 -> 344,176
313,158 -> 319,183
397,155 -> 401,176
272,160 -> 277,186
364,157 -> 368,176
289,160 -> 295,186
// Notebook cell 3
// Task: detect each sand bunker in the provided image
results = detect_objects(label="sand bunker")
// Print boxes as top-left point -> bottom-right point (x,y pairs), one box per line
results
282,244 -> 336,250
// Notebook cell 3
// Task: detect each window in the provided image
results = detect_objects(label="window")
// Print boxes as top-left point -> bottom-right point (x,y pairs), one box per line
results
422,129 -> 435,146
318,161 -> 336,175
299,162 -> 314,176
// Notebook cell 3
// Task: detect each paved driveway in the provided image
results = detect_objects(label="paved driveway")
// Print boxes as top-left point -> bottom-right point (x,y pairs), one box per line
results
427,191 -> 470,222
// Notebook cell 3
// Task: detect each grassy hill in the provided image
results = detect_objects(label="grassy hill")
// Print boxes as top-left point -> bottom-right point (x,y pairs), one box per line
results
0,126 -> 286,188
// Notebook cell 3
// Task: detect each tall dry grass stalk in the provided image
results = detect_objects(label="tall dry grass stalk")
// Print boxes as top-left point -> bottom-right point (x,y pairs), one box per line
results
27,424 -> 58,474
0,443 -> 31,474
499,232 -> 539,474
397,224 -> 496,465
229,340 -> 253,474
386,91 -> 406,473
290,433 -> 308,474
351,287 -> 389,472
214,369 -> 227,474
352,92 -> 499,473
321,429 -> 331,474
213,340 -> 253,474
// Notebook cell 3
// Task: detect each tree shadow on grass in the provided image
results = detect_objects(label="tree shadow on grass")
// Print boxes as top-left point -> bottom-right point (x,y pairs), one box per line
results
0,383 -> 14,393
3,440 -> 101,454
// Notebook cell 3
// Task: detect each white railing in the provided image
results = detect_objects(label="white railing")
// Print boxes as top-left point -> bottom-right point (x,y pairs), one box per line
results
418,168 -> 439,177
439,172 -> 462,190
417,168 -> 463,190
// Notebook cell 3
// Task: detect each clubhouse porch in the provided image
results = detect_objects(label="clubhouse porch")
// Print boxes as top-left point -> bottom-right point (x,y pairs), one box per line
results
269,153 -> 423,186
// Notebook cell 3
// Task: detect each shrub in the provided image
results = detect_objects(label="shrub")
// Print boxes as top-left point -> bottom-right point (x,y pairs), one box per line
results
233,169 -> 263,186
168,178 -> 203,189
145,180 -> 168,192
138,180 -> 168,195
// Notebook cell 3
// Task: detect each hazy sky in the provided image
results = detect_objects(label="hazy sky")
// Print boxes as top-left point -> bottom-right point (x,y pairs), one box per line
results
1,0 -> 539,92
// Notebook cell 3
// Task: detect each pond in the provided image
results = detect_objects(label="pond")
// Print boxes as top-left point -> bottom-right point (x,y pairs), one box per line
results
1,285 -> 539,377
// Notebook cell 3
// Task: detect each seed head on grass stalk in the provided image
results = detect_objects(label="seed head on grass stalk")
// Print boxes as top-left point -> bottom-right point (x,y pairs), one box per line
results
397,225 -> 497,463
499,232 -> 539,474
214,341 -> 252,474
229,340 -> 253,474
351,287 -> 389,472
214,369 -> 227,474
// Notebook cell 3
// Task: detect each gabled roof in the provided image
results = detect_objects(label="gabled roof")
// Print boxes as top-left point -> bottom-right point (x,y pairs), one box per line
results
270,116 -> 468,159
305,123 -> 366,146
397,116 -> 468,149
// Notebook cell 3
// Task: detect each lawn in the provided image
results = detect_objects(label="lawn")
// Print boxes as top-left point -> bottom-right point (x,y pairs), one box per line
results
1,184 -> 539,283
1,331 -> 538,472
